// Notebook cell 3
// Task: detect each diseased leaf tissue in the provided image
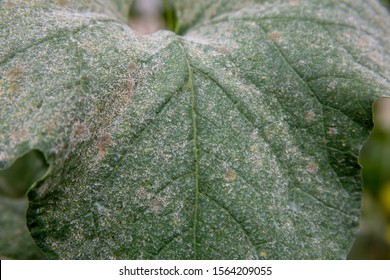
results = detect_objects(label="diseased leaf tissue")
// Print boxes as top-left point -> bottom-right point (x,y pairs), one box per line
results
0,0 -> 389,259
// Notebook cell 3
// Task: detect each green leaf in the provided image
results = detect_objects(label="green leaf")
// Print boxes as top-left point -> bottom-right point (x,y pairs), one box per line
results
1,0 -> 389,259
0,197 -> 44,259
0,150 -> 48,259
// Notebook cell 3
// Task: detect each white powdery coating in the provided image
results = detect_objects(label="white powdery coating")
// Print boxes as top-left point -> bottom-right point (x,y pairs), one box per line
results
1,0 -> 390,260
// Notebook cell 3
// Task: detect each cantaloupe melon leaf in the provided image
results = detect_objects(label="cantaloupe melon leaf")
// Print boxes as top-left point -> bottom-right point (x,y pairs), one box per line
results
0,0 -> 389,259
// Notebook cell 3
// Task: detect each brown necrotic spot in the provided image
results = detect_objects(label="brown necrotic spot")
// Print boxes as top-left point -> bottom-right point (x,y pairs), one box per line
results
368,51 -> 382,65
219,46 -> 229,54
288,0 -> 299,5
54,0 -> 70,7
5,66 -> 26,94
6,66 -> 25,82
0,79 -> 4,96
305,111 -> 316,122
225,171 -> 237,182
97,132 -> 113,159
11,128 -> 28,144
71,121 -> 90,143
44,121 -> 57,133
127,78 -> 134,95
268,31 -> 282,43
357,36 -> 370,51
306,161 -> 318,174
9,84 -> 20,94
260,251 -> 267,257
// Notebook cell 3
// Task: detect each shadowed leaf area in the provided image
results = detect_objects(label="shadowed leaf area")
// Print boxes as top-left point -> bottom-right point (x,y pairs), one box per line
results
0,150 -> 47,259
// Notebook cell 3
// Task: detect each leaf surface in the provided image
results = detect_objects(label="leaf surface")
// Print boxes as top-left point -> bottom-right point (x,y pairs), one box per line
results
0,0 -> 389,259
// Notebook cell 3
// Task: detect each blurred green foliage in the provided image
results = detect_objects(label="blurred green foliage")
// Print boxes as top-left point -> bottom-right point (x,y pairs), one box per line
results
0,150 -> 48,198
0,150 -> 48,259
348,98 -> 390,259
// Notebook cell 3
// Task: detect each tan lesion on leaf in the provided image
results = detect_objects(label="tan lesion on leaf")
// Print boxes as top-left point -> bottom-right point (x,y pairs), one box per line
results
357,35 -> 370,51
305,111 -> 316,122
306,161 -> 318,174
127,78 -> 134,96
149,196 -> 168,214
4,65 -> 27,94
225,171 -> 237,182
135,185 -> 168,214
268,31 -> 283,43
9,83 -> 20,94
11,127 -> 28,144
2,1 -> 16,9
206,4 -> 218,18
249,144 -> 257,152
355,35 -> 384,66
368,51 -> 382,65
374,17 -> 387,29
79,40 -> 94,52
219,46 -> 229,54
0,79 -> 4,94
44,121 -> 57,134
288,0 -> 300,5
54,0 -> 70,7
126,62 -> 144,99
97,131 -> 113,159
233,0 -> 254,10
6,66 -> 26,82
70,121 -> 90,144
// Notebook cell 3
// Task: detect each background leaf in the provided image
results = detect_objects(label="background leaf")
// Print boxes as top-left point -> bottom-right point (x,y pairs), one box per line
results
0,150 -> 48,259
0,197 -> 44,259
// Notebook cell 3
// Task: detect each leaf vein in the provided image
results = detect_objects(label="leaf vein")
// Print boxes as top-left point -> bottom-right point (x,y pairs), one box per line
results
257,22 -> 349,195
199,192 -> 260,259
178,41 -> 200,259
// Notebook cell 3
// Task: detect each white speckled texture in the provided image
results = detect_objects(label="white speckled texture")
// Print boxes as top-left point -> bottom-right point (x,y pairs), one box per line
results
0,0 -> 389,259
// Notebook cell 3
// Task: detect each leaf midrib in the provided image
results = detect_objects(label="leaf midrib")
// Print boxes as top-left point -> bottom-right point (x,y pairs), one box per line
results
178,42 -> 200,259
